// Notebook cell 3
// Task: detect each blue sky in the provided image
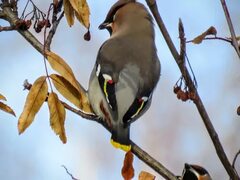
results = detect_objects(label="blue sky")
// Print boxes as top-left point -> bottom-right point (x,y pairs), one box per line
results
0,0 -> 240,179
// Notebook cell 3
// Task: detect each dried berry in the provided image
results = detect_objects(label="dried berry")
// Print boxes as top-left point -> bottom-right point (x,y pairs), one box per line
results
173,86 -> 181,94
188,91 -> 196,101
37,20 -> 45,29
34,20 -> 45,33
45,19 -> 51,28
25,20 -> 32,29
35,26 -> 41,33
181,92 -> 189,101
16,19 -> 29,31
237,106 -> 240,116
177,89 -> 184,99
84,29 -> 91,41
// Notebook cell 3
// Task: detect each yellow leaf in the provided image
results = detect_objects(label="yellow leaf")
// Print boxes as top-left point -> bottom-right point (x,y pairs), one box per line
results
138,171 -> 155,180
48,92 -> 67,143
68,0 -> 79,12
46,51 -> 94,114
0,93 -> 7,101
18,76 -> 48,134
46,51 -> 80,91
63,0 -> 75,26
69,0 -> 90,28
50,74 -> 82,109
0,102 -> 16,116
192,26 -> 217,44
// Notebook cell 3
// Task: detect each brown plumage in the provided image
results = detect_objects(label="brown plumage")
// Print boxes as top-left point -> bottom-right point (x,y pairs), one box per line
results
88,0 -> 160,151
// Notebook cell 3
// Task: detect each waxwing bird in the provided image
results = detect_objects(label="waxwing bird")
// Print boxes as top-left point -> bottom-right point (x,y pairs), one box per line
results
177,163 -> 212,180
88,0 -> 160,151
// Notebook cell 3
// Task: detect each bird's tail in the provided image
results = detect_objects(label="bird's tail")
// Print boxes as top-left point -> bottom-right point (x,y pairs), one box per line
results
110,126 -> 131,152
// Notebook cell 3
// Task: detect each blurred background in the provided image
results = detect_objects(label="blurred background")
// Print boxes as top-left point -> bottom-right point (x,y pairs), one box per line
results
0,0 -> 240,179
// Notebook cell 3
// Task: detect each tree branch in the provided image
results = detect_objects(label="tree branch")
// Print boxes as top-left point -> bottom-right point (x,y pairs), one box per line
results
220,0 -> 240,58
2,5 -> 44,54
0,25 -> 15,31
62,165 -> 80,180
131,142 -> 176,180
232,150 -> 240,175
45,12 -> 64,50
145,0 -> 239,179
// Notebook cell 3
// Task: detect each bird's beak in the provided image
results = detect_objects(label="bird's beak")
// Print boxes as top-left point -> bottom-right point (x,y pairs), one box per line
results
98,22 -> 112,30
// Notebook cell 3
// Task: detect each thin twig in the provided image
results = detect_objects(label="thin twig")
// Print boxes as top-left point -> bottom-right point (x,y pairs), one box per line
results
178,19 -> 185,64
61,101 -> 99,121
145,0 -> 239,179
62,165 -> 80,180
232,150 -> 240,176
45,0 -> 64,50
179,20 -> 197,88
46,11 -> 64,50
186,36 -> 232,44
220,0 -> 240,58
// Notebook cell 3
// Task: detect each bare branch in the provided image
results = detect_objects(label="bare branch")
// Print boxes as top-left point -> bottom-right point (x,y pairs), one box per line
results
178,19 -> 185,63
145,0 -> 239,179
2,5 -> 44,53
61,101 -> 99,121
0,25 -> 14,31
131,142 -> 177,180
232,150 -> 240,176
220,0 -> 240,58
45,12 -> 64,50
62,165 -> 80,180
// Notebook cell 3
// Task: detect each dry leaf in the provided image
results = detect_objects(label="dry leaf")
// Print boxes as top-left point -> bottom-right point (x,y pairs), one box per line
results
50,74 -> 82,109
63,0 -> 75,26
122,151 -> 134,180
46,51 -> 81,92
80,93 -> 94,114
69,0 -> 90,28
0,93 -> 7,101
139,171 -> 156,180
192,26 -> 217,44
46,51 -> 93,114
206,26 -> 217,36
48,92 -> 67,143
18,76 -> 48,134
0,102 -> 16,116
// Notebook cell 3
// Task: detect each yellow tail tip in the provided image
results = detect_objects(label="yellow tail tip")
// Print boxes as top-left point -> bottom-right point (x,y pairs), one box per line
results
110,139 -> 131,152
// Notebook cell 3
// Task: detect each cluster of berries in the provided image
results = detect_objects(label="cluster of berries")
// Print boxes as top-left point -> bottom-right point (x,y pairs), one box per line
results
173,85 -> 196,102
15,18 -> 51,32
